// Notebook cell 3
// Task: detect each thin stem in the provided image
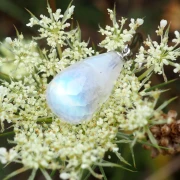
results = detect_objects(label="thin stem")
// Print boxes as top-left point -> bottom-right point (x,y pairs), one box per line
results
162,67 -> 167,82
87,167 -> 102,179
99,166 -> 107,180
40,169 -> 52,180
3,167 -> 30,180
28,169 -> 37,180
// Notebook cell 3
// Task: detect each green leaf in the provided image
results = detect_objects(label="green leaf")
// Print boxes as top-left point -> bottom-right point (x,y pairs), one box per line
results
138,139 -> 169,150
62,0 -> 73,24
112,4 -> 117,26
130,135 -> 138,148
50,170 -> 56,177
0,72 -> 11,82
0,131 -> 15,137
3,167 -> 30,180
115,152 -> 131,166
146,127 -> 160,151
145,78 -> 178,92
133,66 -> 146,73
77,23 -> 81,41
156,96 -> 178,111
116,139 -> 132,144
116,132 -> 130,139
25,8 -> 39,21
83,171 -> 91,180
95,160 -> 136,172
129,145 -> 136,168
37,117 -> 52,124
13,26 -> 20,38
142,89 -> 170,97
138,65 -> 154,81
139,72 -> 153,90
164,24 -> 170,38
46,0 -> 54,20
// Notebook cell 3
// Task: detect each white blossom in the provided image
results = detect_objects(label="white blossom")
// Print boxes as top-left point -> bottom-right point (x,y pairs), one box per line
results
160,19 -> 167,28
99,9 -> 143,51
26,5 -> 75,47
60,172 -> 70,179
0,147 -> 7,164
0,36 -> 42,78
0,148 -> 17,164
0,5 -> 179,180
135,20 -> 180,76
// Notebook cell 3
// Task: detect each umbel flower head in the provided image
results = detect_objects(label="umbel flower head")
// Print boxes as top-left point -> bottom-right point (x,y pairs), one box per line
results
0,2 -> 179,180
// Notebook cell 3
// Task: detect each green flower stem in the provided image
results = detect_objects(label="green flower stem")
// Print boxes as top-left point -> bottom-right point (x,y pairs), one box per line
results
0,131 -> 15,137
99,166 -> 107,180
145,78 -> 178,92
37,117 -> 52,124
57,44 -> 62,59
0,72 -> 11,82
50,170 -> 56,177
3,167 -> 30,180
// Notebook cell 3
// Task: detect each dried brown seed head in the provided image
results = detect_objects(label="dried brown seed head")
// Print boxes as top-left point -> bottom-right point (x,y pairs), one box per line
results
150,125 -> 161,137
168,110 -> 178,119
160,137 -> 170,147
161,124 -> 171,136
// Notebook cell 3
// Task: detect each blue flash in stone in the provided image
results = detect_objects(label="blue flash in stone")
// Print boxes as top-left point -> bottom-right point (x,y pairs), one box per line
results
46,49 -> 129,124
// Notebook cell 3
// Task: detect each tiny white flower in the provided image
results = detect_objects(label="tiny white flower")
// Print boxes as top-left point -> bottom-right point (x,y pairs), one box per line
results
5,37 -> 12,44
60,172 -> 70,180
81,164 -> 89,169
97,118 -> 103,125
112,147 -> 119,152
137,18 -> 144,25
0,147 -> 7,164
174,30 -> 180,38
160,19 -> 167,28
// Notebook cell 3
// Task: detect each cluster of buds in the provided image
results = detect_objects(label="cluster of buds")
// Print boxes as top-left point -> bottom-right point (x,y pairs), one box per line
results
143,110 -> 180,158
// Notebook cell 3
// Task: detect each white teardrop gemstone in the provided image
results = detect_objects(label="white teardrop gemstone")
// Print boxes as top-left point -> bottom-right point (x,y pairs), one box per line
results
46,51 -> 124,124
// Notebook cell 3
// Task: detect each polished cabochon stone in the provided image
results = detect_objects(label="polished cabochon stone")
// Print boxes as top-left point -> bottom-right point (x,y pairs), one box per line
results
46,51 -> 124,124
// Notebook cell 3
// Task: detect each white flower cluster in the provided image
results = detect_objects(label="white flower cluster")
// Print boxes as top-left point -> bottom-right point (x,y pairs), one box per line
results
61,28 -> 95,67
0,147 -> 17,164
120,100 -> 154,131
135,19 -> 180,77
0,35 -> 42,79
99,9 -> 144,51
13,122 -> 58,169
0,4 -> 179,180
27,5 -> 75,48
26,4 -> 95,77
97,67 -> 156,132
0,66 -> 158,179
12,114 -> 118,179
39,49 -> 62,77
0,77 -> 50,129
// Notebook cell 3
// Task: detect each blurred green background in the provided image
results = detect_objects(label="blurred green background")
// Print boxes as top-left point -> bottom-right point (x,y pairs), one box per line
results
0,0 -> 180,180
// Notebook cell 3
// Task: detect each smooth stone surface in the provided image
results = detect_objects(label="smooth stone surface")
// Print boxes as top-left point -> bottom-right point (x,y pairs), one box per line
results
46,51 -> 124,124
